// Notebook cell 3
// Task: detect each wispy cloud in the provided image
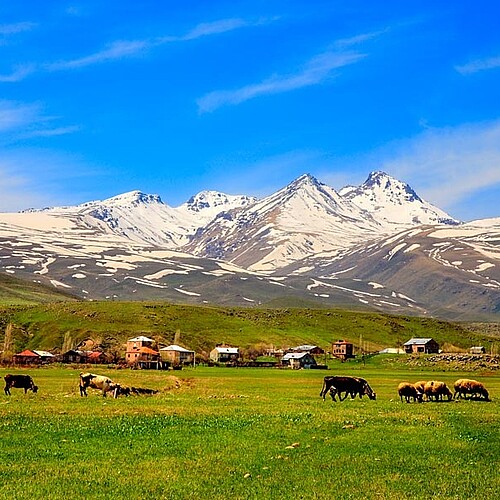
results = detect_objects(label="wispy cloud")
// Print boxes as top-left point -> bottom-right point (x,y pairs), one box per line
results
0,22 -> 36,36
0,100 -> 41,131
0,64 -> 36,82
0,100 -> 78,139
197,50 -> 366,113
48,40 -> 151,70
196,28 -> 387,113
455,55 -> 500,75
47,17 -> 267,71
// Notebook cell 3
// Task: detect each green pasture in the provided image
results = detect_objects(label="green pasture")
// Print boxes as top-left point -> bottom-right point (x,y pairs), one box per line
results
0,362 -> 499,500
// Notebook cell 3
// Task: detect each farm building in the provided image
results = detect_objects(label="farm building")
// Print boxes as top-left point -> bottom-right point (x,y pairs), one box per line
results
331,340 -> 354,360
470,346 -> 486,354
403,338 -> 440,354
61,350 -> 108,364
290,345 -> 325,355
13,349 -> 55,365
160,344 -> 195,367
210,345 -> 239,363
281,352 -> 317,369
13,349 -> 40,365
379,348 -> 405,354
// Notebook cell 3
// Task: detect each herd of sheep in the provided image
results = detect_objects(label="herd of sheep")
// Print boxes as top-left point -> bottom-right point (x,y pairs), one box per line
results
398,379 -> 490,403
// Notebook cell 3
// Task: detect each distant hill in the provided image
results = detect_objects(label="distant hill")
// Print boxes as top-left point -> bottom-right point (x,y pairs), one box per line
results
0,272 -> 77,306
1,301 -> 497,355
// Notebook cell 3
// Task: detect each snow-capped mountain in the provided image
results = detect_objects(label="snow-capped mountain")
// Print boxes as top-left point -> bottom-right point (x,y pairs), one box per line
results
340,171 -> 459,228
185,174 -> 384,271
34,189 -> 255,248
0,171 -> 498,319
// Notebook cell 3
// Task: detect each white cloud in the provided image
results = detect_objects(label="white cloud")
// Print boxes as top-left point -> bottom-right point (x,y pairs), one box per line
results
456,55 -> 500,75
197,50 -> 366,113
0,64 -> 36,82
0,100 -> 41,131
48,40 -> 151,70
0,22 -> 36,36
375,121 -> 500,208
47,17 -> 267,71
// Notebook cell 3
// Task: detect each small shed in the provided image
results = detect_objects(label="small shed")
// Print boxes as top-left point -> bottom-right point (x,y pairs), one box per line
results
469,346 -> 486,354
403,338 -> 439,354
210,346 -> 239,363
160,344 -> 195,367
281,352 -> 317,369
331,340 -> 354,360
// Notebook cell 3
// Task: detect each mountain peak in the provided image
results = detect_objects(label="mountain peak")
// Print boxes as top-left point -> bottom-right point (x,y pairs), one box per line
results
341,171 -> 458,227
102,190 -> 164,207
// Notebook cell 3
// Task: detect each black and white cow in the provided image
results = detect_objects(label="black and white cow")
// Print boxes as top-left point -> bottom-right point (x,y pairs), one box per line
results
79,372 -> 120,398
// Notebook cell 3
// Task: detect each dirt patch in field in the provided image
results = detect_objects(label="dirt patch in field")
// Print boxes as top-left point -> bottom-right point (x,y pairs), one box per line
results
163,376 -> 195,391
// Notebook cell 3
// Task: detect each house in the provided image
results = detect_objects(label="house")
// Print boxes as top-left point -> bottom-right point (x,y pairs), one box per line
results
13,349 -> 40,365
61,349 -> 88,363
470,346 -> 486,354
61,350 -> 108,364
160,344 -> 195,367
291,345 -> 325,355
12,349 -> 55,364
331,340 -> 354,360
32,350 -> 56,363
281,352 -> 317,369
403,338 -> 440,354
210,345 -> 239,363
126,336 -> 155,365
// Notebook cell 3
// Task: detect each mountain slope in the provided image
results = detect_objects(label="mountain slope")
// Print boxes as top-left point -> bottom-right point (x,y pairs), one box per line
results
185,174 -> 383,271
281,218 -> 500,320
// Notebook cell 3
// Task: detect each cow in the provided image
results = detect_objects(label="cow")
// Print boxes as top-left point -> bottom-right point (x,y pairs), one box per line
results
79,372 -> 120,398
4,374 -> 38,396
320,376 -> 376,402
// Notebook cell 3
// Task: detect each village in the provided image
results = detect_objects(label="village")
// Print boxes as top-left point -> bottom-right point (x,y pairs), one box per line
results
4,335 -> 489,369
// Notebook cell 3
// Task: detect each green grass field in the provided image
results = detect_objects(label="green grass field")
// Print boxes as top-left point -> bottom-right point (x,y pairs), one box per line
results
0,362 -> 498,499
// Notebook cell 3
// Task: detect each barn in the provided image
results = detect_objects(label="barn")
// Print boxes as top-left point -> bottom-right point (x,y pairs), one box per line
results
403,338 -> 440,354
281,352 -> 317,369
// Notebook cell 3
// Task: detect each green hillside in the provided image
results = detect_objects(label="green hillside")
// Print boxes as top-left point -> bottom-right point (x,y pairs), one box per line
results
1,300 -> 497,355
0,272 -> 77,306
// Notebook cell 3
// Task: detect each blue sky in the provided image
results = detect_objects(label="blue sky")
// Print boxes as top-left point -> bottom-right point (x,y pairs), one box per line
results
1,1 -> 500,221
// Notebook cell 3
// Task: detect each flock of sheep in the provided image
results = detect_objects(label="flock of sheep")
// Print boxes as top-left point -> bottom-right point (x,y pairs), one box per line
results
398,378 -> 490,403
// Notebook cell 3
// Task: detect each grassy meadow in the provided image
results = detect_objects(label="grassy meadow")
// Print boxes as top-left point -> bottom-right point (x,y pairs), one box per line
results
0,360 -> 499,499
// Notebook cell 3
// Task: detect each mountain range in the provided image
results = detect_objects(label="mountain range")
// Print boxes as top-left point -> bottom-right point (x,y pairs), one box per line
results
0,171 -> 498,320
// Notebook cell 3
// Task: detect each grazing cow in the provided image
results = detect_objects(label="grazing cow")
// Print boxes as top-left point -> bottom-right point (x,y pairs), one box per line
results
79,372 -> 120,398
320,376 -> 376,402
397,382 -> 423,403
453,379 -> 490,401
4,374 -> 38,396
423,380 -> 453,401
